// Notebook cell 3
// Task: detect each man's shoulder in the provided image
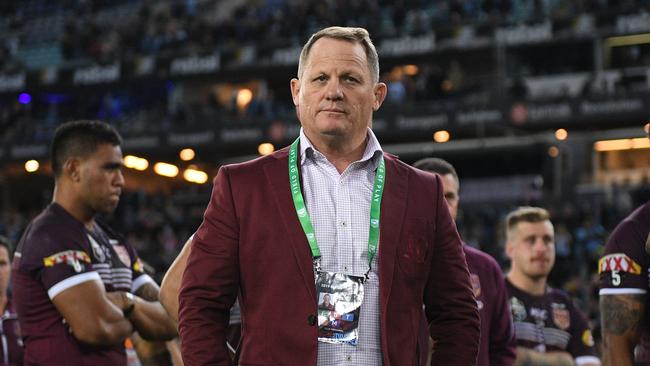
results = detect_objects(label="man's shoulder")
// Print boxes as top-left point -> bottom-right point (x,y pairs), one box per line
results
17,207 -> 86,260
220,146 -> 290,175
545,286 -> 574,304
386,153 -> 438,185
603,203 -> 650,257
463,245 -> 502,272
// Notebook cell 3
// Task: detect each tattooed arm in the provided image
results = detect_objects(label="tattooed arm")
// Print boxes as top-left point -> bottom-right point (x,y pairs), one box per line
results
514,348 -> 575,366
106,283 -> 178,341
600,294 -> 645,366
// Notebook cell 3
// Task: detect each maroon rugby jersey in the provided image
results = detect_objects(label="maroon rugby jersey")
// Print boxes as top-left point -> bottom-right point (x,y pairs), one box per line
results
506,279 -> 599,365
0,300 -> 23,366
464,245 -> 516,366
11,203 -> 154,366
599,201 -> 650,363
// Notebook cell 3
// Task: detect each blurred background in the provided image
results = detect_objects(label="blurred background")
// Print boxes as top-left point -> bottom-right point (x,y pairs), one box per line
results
0,0 -> 649,344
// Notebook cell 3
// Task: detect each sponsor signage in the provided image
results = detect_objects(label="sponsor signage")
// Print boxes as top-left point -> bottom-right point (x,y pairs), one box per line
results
270,47 -> 301,66
73,63 -> 121,85
168,131 -> 215,146
169,54 -> 220,75
380,34 -> 435,56
0,72 -> 26,92
495,21 -> 552,45
616,13 -> 650,34
10,144 -> 48,158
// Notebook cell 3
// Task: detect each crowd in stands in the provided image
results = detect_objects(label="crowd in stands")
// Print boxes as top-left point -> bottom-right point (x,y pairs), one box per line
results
2,0 -> 650,71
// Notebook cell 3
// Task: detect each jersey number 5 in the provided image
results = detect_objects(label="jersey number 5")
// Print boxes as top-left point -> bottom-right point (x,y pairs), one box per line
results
611,270 -> 621,286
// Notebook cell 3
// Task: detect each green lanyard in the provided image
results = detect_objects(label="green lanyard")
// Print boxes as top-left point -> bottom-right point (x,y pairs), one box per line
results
288,138 -> 385,278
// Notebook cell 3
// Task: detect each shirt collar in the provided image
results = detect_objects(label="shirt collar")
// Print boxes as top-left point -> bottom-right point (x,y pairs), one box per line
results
298,127 -> 383,169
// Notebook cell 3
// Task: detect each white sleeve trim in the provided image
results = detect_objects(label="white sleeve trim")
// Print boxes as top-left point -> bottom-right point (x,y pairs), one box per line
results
576,355 -> 601,365
131,274 -> 156,293
48,272 -> 102,299
599,288 -> 646,295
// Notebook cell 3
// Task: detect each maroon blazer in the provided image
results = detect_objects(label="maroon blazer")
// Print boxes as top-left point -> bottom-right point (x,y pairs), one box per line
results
178,147 -> 480,366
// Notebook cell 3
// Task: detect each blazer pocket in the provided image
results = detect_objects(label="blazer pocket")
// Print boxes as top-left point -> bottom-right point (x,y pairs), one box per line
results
397,219 -> 433,279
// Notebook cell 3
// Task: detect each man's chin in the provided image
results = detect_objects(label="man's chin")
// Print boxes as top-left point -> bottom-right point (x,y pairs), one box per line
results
97,204 -> 119,216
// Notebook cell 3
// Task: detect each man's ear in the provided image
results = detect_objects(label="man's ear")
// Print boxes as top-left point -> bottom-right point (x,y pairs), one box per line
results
290,78 -> 300,107
372,82 -> 387,111
64,158 -> 81,182
505,241 -> 514,260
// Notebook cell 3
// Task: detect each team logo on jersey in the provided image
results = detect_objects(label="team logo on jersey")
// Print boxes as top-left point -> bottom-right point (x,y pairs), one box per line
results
510,297 -> 527,322
598,253 -> 641,275
133,258 -> 145,273
43,250 -> 91,273
551,303 -> 570,330
113,245 -> 132,267
470,274 -> 483,310
582,329 -> 595,347
87,235 -> 107,263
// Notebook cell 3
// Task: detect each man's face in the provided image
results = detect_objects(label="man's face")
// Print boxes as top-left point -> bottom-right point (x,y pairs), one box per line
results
291,37 -> 386,147
77,143 -> 125,215
506,221 -> 555,281
0,246 -> 10,295
439,173 -> 459,221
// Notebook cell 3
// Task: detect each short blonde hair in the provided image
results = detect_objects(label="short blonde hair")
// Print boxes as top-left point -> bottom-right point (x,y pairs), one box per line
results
297,26 -> 380,83
506,207 -> 551,241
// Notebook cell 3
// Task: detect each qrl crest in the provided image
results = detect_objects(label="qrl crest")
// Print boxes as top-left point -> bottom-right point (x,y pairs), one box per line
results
113,245 -> 132,267
551,303 -> 571,330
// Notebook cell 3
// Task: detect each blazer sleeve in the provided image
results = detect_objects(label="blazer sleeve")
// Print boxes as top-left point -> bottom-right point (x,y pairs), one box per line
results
424,174 -> 480,365
179,166 -> 239,366
489,262 -> 517,366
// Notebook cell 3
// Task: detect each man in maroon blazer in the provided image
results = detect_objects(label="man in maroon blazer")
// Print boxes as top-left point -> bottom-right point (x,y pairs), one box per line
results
178,26 -> 480,366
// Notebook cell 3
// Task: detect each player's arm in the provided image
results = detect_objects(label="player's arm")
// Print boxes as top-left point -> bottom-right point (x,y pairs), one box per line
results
114,282 -> 177,341
514,348 -> 575,366
52,277 -> 133,346
160,236 -> 193,325
600,293 -> 645,366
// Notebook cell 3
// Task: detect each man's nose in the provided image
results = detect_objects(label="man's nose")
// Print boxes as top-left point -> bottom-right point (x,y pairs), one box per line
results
325,79 -> 343,101
114,170 -> 125,187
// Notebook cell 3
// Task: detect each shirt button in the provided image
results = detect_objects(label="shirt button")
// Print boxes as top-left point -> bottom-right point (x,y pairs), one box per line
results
341,221 -> 347,227
343,265 -> 348,272
346,355 -> 352,361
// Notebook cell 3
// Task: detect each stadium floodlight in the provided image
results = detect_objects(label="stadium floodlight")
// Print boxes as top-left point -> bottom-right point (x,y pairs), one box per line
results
433,130 -> 450,143
183,168 -> 208,184
258,143 -> 275,156
154,162 -> 179,177
594,137 -> 650,152
123,155 -> 149,171
236,88 -> 253,110
548,146 -> 559,158
403,65 -> 419,76
179,148 -> 195,161
24,160 -> 39,172
18,93 -> 31,104
554,128 -> 568,141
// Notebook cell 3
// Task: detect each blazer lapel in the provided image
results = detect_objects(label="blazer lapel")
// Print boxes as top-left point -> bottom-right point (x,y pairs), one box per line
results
378,155 -> 408,312
263,148 -> 317,303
